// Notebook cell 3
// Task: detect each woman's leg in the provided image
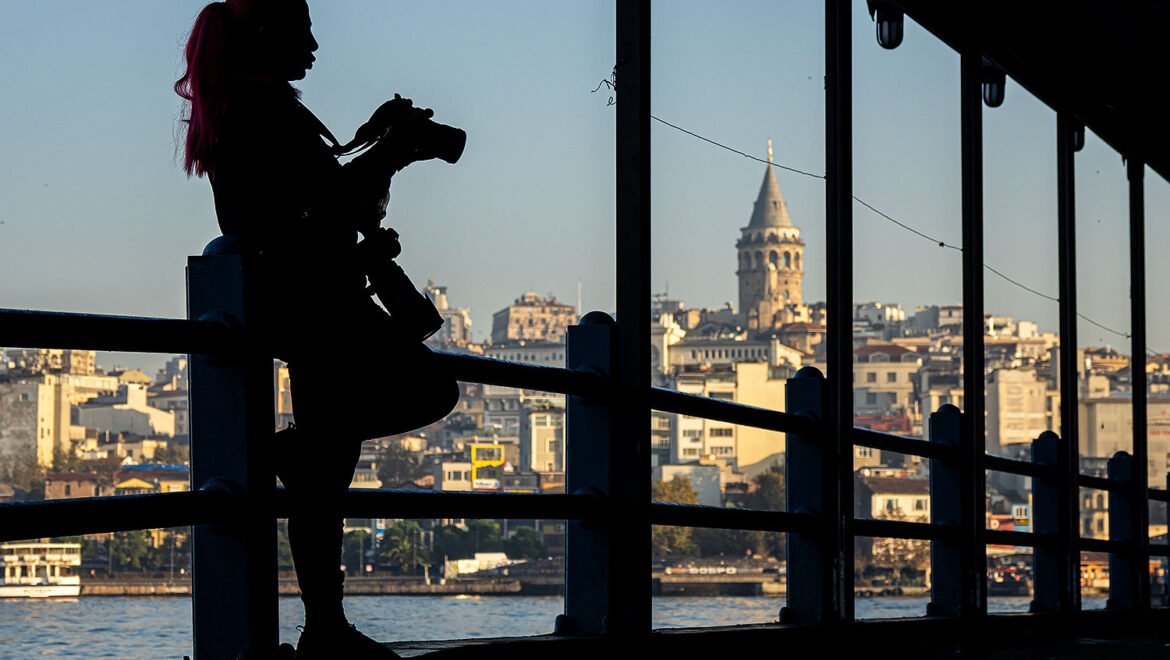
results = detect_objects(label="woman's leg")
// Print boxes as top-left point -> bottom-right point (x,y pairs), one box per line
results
279,341 -> 459,627
279,429 -> 362,630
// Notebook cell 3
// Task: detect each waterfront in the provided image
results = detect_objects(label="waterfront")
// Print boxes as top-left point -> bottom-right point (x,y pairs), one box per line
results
0,595 -> 1110,658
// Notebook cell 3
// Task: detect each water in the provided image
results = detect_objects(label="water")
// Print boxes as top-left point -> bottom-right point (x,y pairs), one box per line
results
0,595 -> 1111,658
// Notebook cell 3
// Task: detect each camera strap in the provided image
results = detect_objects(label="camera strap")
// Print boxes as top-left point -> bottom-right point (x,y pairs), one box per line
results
295,101 -> 376,158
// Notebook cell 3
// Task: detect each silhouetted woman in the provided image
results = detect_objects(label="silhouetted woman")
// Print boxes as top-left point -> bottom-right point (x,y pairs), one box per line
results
176,1 -> 458,656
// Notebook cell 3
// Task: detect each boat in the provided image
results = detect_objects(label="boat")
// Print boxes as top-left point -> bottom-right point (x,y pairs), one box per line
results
0,542 -> 82,598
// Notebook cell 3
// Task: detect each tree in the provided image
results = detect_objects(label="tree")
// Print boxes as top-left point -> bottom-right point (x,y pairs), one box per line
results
276,522 -> 293,570
342,529 -> 372,574
110,530 -> 151,572
376,443 -> 426,487
693,527 -> 766,558
432,524 -> 473,561
651,477 -> 698,559
867,508 -> 930,581
465,519 -> 503,553
504,526 -> 547,560
51,443 -> 80,472
378,520 -> 430,574
748,465 -> 786,559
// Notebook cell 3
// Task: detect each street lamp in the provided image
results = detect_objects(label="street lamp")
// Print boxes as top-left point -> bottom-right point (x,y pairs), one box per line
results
981,57 -> 1007,108
868,1 -> 905,50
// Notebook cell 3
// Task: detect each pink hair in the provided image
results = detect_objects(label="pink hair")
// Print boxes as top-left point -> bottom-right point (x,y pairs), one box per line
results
175,0 -> 297,178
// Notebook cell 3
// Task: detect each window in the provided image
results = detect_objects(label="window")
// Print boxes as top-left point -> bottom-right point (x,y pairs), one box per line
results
683,448 -> 699,457
887,372 -> 897,383
885,499 -> 898,512
547,440 -> 556,452
64,485 -> 71,496
683,429 -> 702,438
914,498 -> 927,511
866,372 -> 877,383
866,393 -> 877,405
709,428 -> 733,437
857,447 -> 873,458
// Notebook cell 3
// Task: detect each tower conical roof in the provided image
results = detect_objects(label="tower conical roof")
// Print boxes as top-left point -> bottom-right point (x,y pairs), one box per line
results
747,141 -> 793,229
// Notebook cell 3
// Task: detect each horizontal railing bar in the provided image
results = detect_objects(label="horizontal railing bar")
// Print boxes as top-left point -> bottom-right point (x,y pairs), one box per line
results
852,518 -> 956,542
1077,474 -> 1128,493
0,308 -> 239,356
434,351 -> 606,399
984,455 -> 1058,480
305,489 -> 605,522
1078,537 -> 1127,553
0,490 -> 233,543
649,387 -> 817,435
1150,543 -> 1170,557
852,427 -> 955,461
649,502 -> 820,534
1149,488 -> 1170,503
985,528 -> 1058,549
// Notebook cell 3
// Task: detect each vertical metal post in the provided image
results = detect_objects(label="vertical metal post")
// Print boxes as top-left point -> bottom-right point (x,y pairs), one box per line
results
960,50 -> 987,618
188,243 -> 277,658
1031,431 -> 1066,612
1057,114 -> 1082,611
781,367 -> 829,624
561,313 -> 616,636
614,0 -> 651,640
825,0 -> 853,623
928,405 -> 963,616
1108,451 -> 1139,609
1128,157 -> 1150,610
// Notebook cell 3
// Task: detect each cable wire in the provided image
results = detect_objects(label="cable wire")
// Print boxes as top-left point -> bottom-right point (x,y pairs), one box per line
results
648,113 -> 1150,350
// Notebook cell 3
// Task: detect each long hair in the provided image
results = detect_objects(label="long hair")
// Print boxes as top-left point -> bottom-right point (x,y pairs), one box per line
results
175,0 -> 298,178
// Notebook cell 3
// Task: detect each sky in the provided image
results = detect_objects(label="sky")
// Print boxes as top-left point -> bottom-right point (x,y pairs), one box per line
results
0,1 -> 1157,373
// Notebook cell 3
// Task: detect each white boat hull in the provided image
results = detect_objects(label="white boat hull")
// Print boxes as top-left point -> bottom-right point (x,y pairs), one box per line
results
0,584 -> 82,598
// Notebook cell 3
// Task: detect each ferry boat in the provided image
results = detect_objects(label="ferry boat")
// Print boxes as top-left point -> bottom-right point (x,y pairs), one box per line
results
0,542 -> 82,598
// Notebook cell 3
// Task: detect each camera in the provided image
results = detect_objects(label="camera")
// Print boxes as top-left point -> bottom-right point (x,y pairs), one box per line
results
348,96 -> 463,343
409,118 -> 467,165
347,95 -> 467,165
356,227 -> 445,343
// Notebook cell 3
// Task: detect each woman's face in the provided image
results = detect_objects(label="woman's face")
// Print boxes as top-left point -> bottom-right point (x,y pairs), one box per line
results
256,0 -> 318,81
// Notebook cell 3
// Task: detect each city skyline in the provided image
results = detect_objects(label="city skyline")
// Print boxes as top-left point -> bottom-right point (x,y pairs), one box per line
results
1,1 -> 1162,377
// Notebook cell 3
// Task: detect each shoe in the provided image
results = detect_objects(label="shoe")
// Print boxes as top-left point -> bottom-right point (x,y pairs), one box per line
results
295,623 -> 401,659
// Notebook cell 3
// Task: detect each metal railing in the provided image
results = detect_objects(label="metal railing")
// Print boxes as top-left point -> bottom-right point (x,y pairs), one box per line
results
4,0 -> 1170,656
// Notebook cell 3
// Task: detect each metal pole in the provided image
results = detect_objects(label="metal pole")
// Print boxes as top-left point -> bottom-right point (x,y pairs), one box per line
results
928,405 -> 963,616
1107,451 -> 1139,609
1056,114 -> 1082,612
614,0 -> 652,640
781,367 -> 829,623
188,246 -> 278,658
960,50 -> 987,618
561,314 -> 616,636
1128,157 -> 1150,610
1031,431 -> 1065,612
825,0 -> 853,624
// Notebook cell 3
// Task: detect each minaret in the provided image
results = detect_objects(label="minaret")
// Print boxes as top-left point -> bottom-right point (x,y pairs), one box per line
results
736,139 -> 804,332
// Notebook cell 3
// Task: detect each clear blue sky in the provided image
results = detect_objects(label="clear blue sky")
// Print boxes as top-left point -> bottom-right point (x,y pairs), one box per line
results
0,1 -> 1156,372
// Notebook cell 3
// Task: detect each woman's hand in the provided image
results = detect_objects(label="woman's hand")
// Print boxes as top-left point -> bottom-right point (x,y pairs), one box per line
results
355,94 -> 434,144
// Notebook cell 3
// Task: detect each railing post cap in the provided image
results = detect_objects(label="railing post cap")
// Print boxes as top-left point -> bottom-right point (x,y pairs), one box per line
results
202,235 -> 245,256
793,365 -> 824,380
934,403 -> 961,416
578,311 -> 615,326
1035,430 -> 1061,443
1109,450 -> 1133,463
